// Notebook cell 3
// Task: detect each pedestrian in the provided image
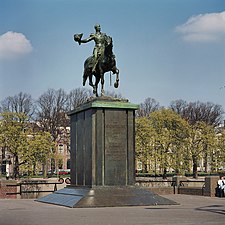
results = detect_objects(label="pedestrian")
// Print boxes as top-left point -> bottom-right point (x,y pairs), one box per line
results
217,175 -> 225,197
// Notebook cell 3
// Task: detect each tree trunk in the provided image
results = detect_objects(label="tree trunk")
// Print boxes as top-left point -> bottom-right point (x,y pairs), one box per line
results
203,145 -> 208,173
33,162 -> 36,176
42,162 -> 47,178
192,157 -> 198,178
143,163 -> 148,173
162,168 -> 167,179
13,155 -> 19,179
204,154 -> 208,173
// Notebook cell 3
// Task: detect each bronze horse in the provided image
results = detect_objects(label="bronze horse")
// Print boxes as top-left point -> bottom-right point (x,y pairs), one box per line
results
82,36 -> 119,96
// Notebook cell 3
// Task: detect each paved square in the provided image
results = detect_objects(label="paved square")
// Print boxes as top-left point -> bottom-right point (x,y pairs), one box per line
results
0,195 -> 224,225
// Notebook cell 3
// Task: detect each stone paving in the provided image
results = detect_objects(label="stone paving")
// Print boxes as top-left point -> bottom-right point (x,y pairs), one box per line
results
0,194 -> 224,225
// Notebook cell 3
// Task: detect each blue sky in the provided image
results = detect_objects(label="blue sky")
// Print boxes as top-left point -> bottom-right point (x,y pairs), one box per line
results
0,0 -> 225,109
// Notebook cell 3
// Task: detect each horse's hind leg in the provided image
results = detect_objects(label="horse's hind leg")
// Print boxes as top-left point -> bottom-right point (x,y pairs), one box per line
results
100,74 -> 105,96
88,74 -> 94,87
93,86 -> 98,97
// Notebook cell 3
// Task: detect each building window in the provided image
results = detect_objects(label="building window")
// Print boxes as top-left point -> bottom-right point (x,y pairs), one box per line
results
67,159 -> 70,169
137,161 -> 143,171
58,144 -> 64,154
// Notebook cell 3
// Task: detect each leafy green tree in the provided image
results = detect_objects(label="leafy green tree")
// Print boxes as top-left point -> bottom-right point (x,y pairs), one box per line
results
136,117 -> 157,173
0,112 -> 54,178
212,129 -> 225,172
23,131 -> 54,176
136,109 -> 189,176
149,109 -> 189,176
0,112 -> 29,178
187,122 -> 216,178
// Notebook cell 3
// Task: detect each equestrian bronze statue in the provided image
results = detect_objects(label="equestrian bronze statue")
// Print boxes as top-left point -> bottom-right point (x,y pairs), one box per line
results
74,24 -> 119,96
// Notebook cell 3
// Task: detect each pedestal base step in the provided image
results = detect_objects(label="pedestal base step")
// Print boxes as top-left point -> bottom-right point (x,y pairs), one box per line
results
36,186 -> 178,208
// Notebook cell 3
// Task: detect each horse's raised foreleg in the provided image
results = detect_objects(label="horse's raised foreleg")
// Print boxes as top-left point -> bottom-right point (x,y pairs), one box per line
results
112,67 -> 119,88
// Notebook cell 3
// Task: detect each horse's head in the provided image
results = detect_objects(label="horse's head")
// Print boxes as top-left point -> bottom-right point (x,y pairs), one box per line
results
104,35 -> 113,56
105,35 -> 112,46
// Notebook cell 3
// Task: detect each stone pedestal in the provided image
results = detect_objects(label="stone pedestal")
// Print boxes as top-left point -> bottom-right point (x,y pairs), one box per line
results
37,97 -> 177,207
68,97 -> 138,187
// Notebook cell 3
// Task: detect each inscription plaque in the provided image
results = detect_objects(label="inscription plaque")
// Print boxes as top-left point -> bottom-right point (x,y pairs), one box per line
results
104,110 -> 127,185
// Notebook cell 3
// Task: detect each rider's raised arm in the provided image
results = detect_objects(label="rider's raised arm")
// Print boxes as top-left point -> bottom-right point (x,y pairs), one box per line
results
80,33 -> 94,44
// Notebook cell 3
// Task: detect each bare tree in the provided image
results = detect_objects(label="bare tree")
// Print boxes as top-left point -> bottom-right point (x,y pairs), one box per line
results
67,88 -> 91,111
169,99 -> 188,118
136,97 -> 161,117
36,88 -> 68,141
0,92 -> 35,119
169,100 -> 224,127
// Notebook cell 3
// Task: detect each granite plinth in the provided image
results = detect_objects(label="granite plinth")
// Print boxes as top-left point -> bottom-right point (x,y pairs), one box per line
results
68,97 -> 138,187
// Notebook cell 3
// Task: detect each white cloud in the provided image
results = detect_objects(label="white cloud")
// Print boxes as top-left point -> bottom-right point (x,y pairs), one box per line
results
176,11 -> 225,42
0,31 -> 33,59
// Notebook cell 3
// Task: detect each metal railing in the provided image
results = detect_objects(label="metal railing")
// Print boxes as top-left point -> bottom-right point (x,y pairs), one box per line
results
6,179 -> 65,196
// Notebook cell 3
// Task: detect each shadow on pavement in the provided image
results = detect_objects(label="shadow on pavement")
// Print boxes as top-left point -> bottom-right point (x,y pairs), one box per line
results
196,205 -> 225,216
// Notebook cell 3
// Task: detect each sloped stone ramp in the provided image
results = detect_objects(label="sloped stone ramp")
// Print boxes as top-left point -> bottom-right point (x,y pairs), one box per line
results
36,186 -> 178,208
